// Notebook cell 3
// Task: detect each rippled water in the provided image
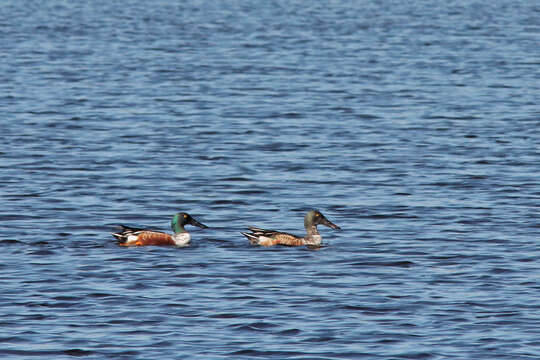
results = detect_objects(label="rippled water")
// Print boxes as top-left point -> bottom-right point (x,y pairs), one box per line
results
1,1 -> 539,359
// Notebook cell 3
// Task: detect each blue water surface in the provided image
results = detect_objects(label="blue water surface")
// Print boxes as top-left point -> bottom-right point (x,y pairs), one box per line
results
1,1 -> 539,359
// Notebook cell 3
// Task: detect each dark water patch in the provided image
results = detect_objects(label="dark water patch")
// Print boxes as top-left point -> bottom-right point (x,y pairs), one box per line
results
278,328 -> 301,336
125,282 -> 155,290
0,214 -> 42,221
0,239 -> 24,245
377,337 -> 402,344
271,111 -> 304,119
64,348 -> 94,357
297,179 -> 342,185
230,349 -> 306,357
27,249 -> 56,256
233,189 -> 269,195
3,192 -> 44,199
342,304 -> 377,312
88,292 -> 114,298
210,312 -> 245,319
2,349 -> 82,357
492,311 -> 522,318
349,260 -> 416,268
25,301 -> 78,309
229,321 -> 279,332
489,267 -> 515,274
393,352 -> 436,359
218,176 -> 251,182
52,296 -> 80,301
304,336 -> 337,343
107,319 -> 149,326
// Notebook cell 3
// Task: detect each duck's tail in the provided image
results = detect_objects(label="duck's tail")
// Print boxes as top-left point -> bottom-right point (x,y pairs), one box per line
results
241,231 -> 260,245
111,225 -> 143,243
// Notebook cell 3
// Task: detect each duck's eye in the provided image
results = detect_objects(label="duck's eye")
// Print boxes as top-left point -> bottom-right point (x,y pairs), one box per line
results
315,213 -> 320,217
184,214 -> 188,218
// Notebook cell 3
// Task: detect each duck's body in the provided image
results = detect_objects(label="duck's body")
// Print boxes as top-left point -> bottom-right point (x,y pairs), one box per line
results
241,210 -> 340,247
112,212 -> 208,247
113,225 -> 191,246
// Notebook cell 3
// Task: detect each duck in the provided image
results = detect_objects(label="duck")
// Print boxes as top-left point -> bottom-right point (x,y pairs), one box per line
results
112,212 -> 208,246
241,210 -> 340,247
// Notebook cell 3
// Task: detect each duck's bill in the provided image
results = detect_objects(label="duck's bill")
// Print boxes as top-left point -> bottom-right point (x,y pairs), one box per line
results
321,216 -> 341,230
190,218 -> 209,228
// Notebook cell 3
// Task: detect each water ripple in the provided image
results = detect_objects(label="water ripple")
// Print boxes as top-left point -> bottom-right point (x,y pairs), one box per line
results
0,0 -> 539,359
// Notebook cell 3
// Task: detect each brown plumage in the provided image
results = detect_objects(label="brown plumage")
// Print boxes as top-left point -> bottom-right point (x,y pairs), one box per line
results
241,210 -> 340,247
243,227 -> 306,247
117,230 -> 174,246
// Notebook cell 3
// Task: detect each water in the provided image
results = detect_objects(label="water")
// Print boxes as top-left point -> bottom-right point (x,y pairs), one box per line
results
1,1 -> 539,358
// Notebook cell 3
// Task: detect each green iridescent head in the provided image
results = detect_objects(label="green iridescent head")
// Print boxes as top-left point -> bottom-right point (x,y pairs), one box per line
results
171,212 -> 209,234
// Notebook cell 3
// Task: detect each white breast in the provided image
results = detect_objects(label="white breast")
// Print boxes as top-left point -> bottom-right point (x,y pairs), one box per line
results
306,234 -> 322,245
172,232 -> 191,246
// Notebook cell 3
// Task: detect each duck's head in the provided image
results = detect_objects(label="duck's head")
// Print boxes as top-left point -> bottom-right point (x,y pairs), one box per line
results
171,212 -> 209,233
304,210 -> 340,230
